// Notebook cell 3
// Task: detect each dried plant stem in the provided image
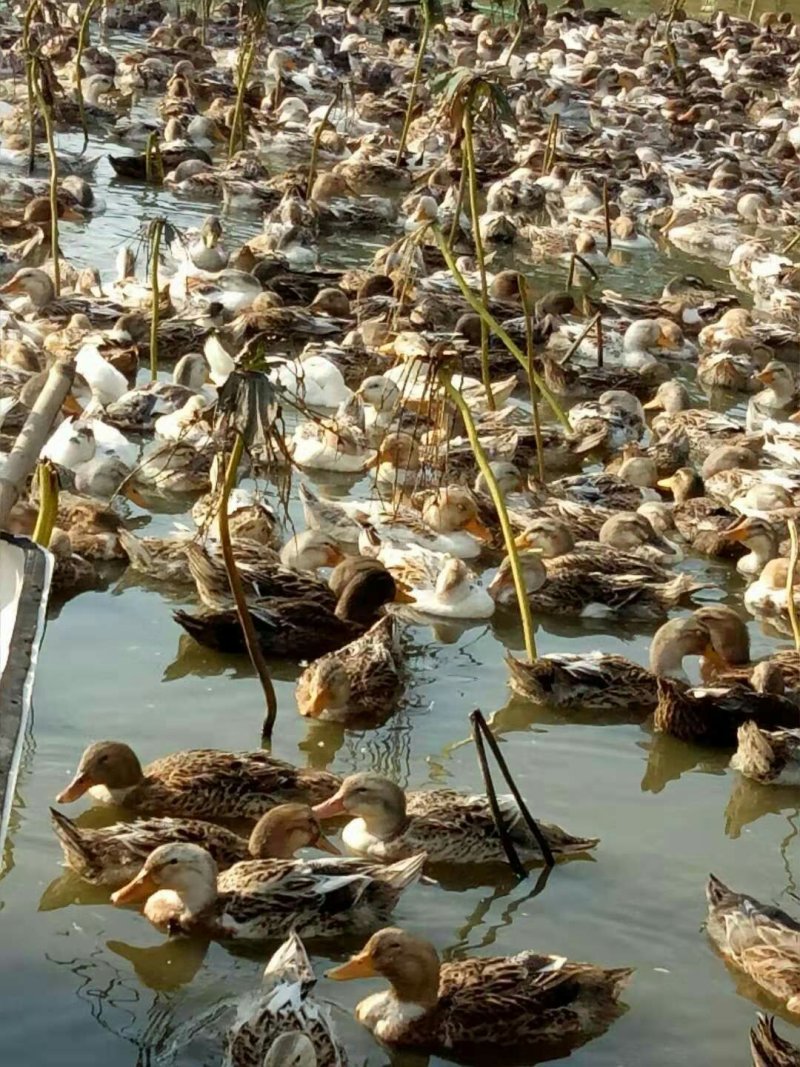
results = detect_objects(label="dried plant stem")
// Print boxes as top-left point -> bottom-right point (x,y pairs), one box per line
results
395,9 -> 430,164
32,460 -> 58,547
471,709 -> 555,871
448,161 -> 467,246
542,113 -> 558,174
596,315 -> 604,368
75,0 -> 100,153
463,107 -> 494,410
149,219 -> 163,381
439,373 -> 537,660
787,519 -> 800,652
518,275 -> 545,483
31,61 -> 60,295
562,311 -> 601,365
306,89 -> 339,199
218,434 -> 278,740
22,0 -> 39,175
432,226 -> 572,430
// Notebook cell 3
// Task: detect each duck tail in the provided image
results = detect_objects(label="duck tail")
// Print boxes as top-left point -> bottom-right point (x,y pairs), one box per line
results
662,573 -> 711,605
605,966 -> 635,998
505,652 -> 548,700
731,721 -> 775,780
50,807 -> 96,873
378,851 -> 427,890
706,872 -> 735,907
750,1015 -> 791,1067
118,529 -> 150,570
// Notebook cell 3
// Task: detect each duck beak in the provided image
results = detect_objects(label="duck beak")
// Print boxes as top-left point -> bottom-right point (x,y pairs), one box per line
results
642,396 -> 664,411
308,686 -> 331,717
55,771 -> 92,804
754,368 -> 774,384
326,948 -> 377,981
701,641 -> 729,670
0,277 -> 24,294
313,831 -> 341,856
720,517 -> 752,542
363,451 -> 380,470
111,870 -> 158,906
312,790 -> 346,819
325,545 -> 345,566
513,533 -> 531,549
62,205 -> 85,222
464,516 -> 492,543
656,476 -> 675,492
62,393 -> 84,416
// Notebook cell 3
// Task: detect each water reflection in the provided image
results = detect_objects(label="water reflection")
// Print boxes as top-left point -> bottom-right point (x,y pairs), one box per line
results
725,777 -> 800,839
639,734 -> 730,795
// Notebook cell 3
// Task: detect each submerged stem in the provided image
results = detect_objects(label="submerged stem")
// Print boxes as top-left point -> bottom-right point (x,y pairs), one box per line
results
31,61 -> 60,295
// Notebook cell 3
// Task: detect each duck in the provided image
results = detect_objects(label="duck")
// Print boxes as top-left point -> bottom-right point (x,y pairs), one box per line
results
326,927 -> 632,1056
618,318 -> 682,372
134,438 -> 212,495
644,381 -> 748,458
312,772 -> 598,865
505,613 -> 712,712
706,874 -> 800,1015
489,550 -> 705,620
173,561 -> 404,660
173,215 -> 229,273
290,409 -> 374,473
105,353 -> 211,430
653,672 -> 800,746
186,539 -> 339,611
694,603 -> 800,697
227,934 -> 347,1067
268,352 -> 352,410
513,516 -> 679,581
365,487 -> 493,561
750,1014 -> 800,1067
49,801 -> 339,888
0,267 -> 121,324
719,516 -> 781,579
401,554 -> 495,620
55,741 -> 340,817
747,362 -> 797,432
295,616 -> 404,723
109,841 -> 425,940
567,390 -> 646,455
731,720 -> 800,787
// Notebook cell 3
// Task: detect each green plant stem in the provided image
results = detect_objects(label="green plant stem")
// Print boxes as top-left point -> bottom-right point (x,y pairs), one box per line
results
432,226 -> 572,430
218,433 -> 278,739
31,61 -> 60,296
463,105 -> 494,410
32,460 -> 58,546
395,12 -> 429,165
74,0 -> 100,154
439,373 -> 537,660
448,160 -> 467,246
149,219 -> 163,381
306,89 -> 339,199
22,0 -> 39,175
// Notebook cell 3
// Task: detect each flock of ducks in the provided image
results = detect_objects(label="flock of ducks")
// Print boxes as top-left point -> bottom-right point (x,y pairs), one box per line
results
5,0 -> 800,1062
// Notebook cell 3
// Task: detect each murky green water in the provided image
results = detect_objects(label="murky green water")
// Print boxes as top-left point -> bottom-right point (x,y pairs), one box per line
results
1,13 -> 800,1067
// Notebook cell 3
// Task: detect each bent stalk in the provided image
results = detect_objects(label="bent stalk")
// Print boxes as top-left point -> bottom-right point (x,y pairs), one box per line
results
463,104 -> 493,410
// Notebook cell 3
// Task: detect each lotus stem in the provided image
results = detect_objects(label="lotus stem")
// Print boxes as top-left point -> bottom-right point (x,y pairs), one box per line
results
395,8 -> 430,165
432,225 -> 572,430
448,160 -> 467,247
782,229 -> 800,255
22,0 -> 39,175
471,709 -> 526,877
518,275 -> 545,482
439,372 -> 537,660
32,460 -> 58,547
306,88 -> 339,200
75,0 -> 100,154
602,179 -> 612,254
463,105 -> 494,410
228,35 -> 256,159
145,130 -> 163,184
596,314 -> 604,368
149,218 -> 163,381
542,113 -> 558,175
566,253 -> 576,288
31,59 -> 60,296
218,433 -> 278,740
786,519 -> 800,653
562,311 -> 601,365
471,708 -> 555,870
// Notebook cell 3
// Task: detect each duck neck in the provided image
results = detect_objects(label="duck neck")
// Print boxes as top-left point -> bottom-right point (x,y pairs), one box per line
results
364,799 -> 408,841
177,874 -> 218,919
650,636 -> 689,679
745,535 -> 777,568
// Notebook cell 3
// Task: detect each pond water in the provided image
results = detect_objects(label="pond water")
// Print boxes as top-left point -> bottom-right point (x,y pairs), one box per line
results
1,10 -> 800,1067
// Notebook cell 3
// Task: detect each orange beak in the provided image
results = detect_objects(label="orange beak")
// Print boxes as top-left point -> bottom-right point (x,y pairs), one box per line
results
701,641 -> 729,671
656,476 -> 675,492
642,397 -> 664,410
61,206 -> 84,222
325,545 -> 345,566
56,771 -> 92,804
326,948 -> 377,981
754,368 -> 774,384
307,686 -> 330,718
720,518 -> 752,543
111,870 -> 158,907
0,278 -> 25,294
62,393 -> 84,416
464,516 -> 492,543
513,533 -> 532,549
312,791 -> 347,819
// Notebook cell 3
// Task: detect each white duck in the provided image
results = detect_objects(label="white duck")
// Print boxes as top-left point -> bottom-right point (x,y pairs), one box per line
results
269,353 -> 352,409
75,342 -> 128,407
